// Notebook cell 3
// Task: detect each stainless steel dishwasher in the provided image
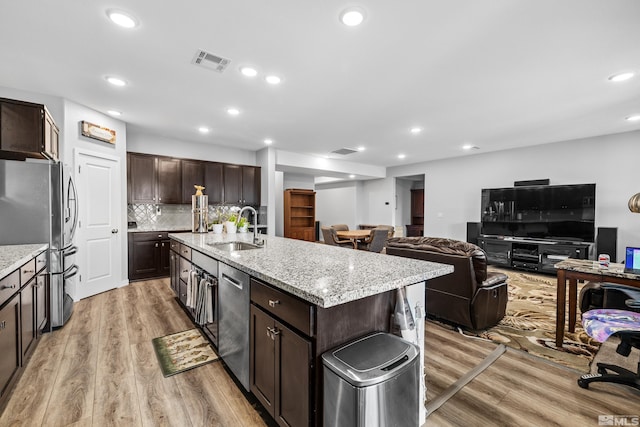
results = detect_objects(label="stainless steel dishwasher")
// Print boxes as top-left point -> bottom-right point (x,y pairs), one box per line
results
218,262 -> 250,391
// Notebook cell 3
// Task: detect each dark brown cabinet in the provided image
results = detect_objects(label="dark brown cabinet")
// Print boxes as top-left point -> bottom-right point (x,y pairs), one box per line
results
127,153 -> 157,203
157,157 -> 182,204
127,152 -> 260,207
0,98 -> 58,161
406,189 -> 424,237
0,294 -> 20,402
250,280 -> 312,427
128,232 -> 173,281
181,160 -> 205,203
0,249 -> 48,409
204,162 -> 224,204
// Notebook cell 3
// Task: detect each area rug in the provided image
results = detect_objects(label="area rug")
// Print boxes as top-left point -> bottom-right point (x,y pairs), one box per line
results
152,328 -> 219,377
467,267 -> 601,372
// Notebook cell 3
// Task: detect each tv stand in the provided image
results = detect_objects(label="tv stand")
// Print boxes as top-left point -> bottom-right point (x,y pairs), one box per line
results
478,236 -> 594,274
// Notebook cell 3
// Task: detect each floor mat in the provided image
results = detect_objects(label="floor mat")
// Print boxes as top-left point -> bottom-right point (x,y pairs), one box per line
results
152,328 -> 219,377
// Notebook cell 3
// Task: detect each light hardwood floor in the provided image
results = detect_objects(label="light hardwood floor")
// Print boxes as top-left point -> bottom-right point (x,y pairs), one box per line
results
1,279 -> 639,426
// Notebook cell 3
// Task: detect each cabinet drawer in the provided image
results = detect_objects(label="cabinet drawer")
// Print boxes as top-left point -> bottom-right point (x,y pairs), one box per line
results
251,279 -> 313,336
133,231 -> 168,242
170,239 -> 180,252
20,259 -> 36,286
35,251 -> 47,273
179,257 -> 192,283
0,270 -> 20,307
179,244 -> 192,260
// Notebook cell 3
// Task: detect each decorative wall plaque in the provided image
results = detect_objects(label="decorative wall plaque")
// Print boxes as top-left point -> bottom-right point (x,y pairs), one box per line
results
81,121 -> 116,144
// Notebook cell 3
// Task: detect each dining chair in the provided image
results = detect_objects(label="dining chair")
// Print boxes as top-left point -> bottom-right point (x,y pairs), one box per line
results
331,224 -> 349,231
321,226 -> 351,247
358,228 -> 388,253
376,225 -> 395,238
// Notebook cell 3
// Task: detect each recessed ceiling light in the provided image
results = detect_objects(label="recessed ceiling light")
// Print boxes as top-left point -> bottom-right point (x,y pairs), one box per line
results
626,115 -> 640,122
198,127 -> 210,134
106,76 -> 127,87
397,154 -> 406,159
240,66 -> 258,77
265,75 -> 281,85
107,110 -> 122,116
462,144 -> 479,150
227,108 -> 240,116
608,72 -> 635,82
106,10 -> 138,28
410,127 -> 422,134
264,138 -> 273,145
357,146 -> 365,151
340,7 -> 365,26
349,174 -> 355,179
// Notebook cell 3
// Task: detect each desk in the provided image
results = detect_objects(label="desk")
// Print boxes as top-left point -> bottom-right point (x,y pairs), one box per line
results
554,259 -> 640,348
336,230 -> 371,249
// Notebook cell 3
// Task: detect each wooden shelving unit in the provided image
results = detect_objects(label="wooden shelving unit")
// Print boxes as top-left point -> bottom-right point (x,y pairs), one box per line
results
284,189 -> 316,242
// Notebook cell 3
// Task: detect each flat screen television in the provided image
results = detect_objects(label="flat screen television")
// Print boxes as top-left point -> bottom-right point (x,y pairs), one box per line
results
480,183 -> 595,242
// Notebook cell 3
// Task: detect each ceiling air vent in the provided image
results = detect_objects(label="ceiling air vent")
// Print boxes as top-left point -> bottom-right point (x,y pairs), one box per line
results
331,148 -> 358,155
192,49 -> 231,73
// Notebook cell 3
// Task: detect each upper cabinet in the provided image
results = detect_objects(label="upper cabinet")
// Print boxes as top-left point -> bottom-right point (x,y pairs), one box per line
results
0,97 -> 58,161
127,152 -> 260,206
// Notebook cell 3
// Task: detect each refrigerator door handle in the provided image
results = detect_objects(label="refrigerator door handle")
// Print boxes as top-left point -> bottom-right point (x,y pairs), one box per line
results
63,265 -> 79,280
67,174 -> 78,241
63,245 -> 78,257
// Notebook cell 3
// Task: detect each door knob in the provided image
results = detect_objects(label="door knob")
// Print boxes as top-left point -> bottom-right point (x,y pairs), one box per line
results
111,229 -> 119,234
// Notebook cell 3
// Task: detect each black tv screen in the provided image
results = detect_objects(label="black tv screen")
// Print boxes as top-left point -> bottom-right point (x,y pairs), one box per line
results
480,183 -> 595,242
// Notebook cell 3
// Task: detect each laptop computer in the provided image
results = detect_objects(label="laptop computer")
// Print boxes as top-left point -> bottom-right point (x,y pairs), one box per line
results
624,247 -> 640,274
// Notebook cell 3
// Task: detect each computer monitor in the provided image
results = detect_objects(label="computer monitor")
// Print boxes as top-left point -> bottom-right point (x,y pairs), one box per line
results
624,247 -> 640,274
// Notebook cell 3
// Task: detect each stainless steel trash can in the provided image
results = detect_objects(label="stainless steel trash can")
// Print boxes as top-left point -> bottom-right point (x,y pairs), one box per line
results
322,332 -> 420,427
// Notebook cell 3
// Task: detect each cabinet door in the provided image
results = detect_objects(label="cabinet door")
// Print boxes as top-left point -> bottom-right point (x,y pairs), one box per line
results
242,166 -> 261,206
35,273 -> 47,332
128,153 -> 157,203
0,101 -> 43,154
20,282 -> 36,359
43,110 -> 59,161
275,320 -> 311,427
157,157 -> 182,203
181,160 -> 204,203
224,164 -> 242,204
169,250 -> 179,294
204,162 -> 224,204
0,295 -> 20,398
160,240 -> 171,276
130,240 -> 159,279
250,305 -> 276,415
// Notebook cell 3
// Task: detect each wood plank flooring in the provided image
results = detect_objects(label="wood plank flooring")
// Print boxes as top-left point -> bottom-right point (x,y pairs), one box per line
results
1,279 -> 639,426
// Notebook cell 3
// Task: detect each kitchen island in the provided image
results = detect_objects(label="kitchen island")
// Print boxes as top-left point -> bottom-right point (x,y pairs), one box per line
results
169,232 -> 453,427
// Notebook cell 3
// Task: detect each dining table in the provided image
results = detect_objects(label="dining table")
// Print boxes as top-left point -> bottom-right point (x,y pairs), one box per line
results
336,229 -> 371,249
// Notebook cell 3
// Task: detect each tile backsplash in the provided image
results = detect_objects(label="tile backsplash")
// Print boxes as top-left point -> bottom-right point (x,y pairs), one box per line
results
128,204 -> 267,229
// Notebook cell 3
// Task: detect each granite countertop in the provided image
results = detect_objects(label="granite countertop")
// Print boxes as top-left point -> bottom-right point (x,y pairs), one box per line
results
169,232 -> 453,308
0,243 -> 48,279
555,258 -> 640,280
129,225 -> 191,233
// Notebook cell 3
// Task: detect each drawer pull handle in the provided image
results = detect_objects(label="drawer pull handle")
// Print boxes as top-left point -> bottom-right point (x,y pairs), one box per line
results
0,320 -> 6,330
23,269 -> 35,274
266,326 -> 280,340
1,284 -> 16,290
268,299 -> 280,307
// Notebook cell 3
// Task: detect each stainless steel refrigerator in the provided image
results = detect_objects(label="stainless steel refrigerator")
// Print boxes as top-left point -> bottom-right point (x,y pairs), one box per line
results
0,158 -> 78,328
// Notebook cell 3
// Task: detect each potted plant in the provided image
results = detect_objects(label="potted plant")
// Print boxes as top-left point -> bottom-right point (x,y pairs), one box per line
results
225,213 -> 238,234
237,216 -> 249,233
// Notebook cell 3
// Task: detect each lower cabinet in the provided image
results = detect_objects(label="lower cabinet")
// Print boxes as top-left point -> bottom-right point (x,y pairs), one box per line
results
20,284 -> 35,360
128,232 -> 173,281
250,282 -> 312,427
0,295 -> 20,401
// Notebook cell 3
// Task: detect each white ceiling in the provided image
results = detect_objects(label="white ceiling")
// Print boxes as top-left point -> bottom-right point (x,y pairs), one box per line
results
1,0 -> 639,167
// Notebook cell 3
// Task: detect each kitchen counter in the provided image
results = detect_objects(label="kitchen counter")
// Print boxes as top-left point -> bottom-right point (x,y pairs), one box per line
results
169,232 -> 452,308
128,225 -> 191,232
0,243 -> 48,279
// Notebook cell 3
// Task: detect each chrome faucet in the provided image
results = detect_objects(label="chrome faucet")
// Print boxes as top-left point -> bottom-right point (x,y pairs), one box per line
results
237,206 -> 263,245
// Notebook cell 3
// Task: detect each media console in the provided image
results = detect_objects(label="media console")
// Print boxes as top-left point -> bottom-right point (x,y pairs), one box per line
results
478,235 -> 594,274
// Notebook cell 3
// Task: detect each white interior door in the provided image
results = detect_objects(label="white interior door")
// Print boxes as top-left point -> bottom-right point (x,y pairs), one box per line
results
75,152 -> 121,299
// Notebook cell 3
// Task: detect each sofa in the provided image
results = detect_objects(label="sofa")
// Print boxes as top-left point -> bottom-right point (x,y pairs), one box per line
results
386,237 -> 508,330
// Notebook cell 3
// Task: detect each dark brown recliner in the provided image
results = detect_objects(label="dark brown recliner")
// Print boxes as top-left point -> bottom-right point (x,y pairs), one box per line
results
386,237 -> 509,330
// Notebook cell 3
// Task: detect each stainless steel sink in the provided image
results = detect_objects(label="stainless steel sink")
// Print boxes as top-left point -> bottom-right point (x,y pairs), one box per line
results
208,241 -> 262,251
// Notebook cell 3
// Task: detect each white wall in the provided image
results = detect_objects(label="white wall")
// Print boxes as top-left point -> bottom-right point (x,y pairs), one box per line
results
127,127 -> 256,165
387,130 -> 640,258
283,173 -> 315,191
395,178 -> 414,236
360,177 -> 396,226
316,181 -> 359,236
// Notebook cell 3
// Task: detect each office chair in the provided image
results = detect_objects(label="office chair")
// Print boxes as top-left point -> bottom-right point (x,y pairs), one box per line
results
577,284 -> 640,391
